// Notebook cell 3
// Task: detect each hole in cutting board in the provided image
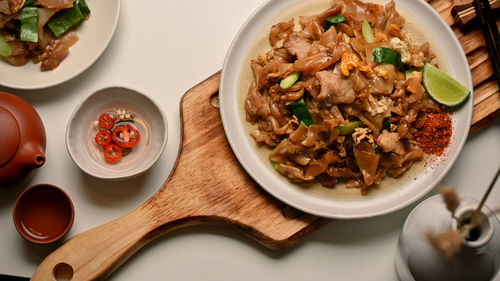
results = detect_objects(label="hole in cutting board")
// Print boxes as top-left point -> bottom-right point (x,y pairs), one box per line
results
53,262 -> 74,281
210,93 -> 220,108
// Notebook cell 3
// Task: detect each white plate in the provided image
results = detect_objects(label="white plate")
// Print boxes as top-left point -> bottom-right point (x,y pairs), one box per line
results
66,87 -> 168,181
219,0 -> 473,219
0,0 -> 120,90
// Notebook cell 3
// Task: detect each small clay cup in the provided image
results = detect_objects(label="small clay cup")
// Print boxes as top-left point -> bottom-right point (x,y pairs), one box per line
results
13,184 -> 74,244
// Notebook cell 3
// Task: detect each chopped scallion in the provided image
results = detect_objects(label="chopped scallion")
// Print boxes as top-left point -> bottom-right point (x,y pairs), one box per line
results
288,98 -> 313,126
325,15 -> 345,28
272,162 -> 279,171
20,6 -> 38,42
343,33 -> 350,43
337,120 -> 363,135
362,19 -> 374,43
280,72 -> 300,89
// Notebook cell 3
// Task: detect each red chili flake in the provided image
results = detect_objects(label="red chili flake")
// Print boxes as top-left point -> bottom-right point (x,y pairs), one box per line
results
414,111 -> 452,156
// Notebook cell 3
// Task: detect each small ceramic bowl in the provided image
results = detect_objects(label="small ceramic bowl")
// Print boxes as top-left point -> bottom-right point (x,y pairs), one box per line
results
13,184 -> 74,244
66,87 -> 168,180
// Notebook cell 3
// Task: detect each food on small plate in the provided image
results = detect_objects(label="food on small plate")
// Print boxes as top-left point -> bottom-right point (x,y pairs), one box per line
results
0,0 -> 90,70
244,0 -> 469,195
93,109 -> 141,164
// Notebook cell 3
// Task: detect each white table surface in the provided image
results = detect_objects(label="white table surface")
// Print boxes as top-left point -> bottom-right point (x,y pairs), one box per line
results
1,0 -> 499,280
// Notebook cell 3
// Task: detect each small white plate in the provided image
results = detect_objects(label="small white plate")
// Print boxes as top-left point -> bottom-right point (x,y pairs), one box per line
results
220,0 -> 473,218
66,87 -> 168,180
0,0 -> 120,90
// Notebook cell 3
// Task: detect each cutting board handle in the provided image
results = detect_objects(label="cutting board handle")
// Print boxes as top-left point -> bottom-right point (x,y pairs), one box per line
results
31,72 -> 326,280
30,187 -> 202,280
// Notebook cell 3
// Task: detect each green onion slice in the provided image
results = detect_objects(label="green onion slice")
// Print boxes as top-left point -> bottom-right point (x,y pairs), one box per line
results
20,6 -> 38,42
342,33 -> 350,43
325,15 -> 345,27
280,72 -> 300,89
372,47 -> 402,70
337,120 -> 363,135
288,98 -> 313,127
362,19 -> 374,43
0,35 -> 11,56
271,161 -> 279,171
47,2 -> 85,37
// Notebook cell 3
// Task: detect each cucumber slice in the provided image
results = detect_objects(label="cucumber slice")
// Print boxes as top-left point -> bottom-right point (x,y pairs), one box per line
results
372,47 -> 402,69
422,63 -> 470,107
362,19 -> 374,43
280,72 -> 300,89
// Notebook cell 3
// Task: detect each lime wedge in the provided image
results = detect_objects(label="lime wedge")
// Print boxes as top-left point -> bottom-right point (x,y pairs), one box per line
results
422,63 -> 470,106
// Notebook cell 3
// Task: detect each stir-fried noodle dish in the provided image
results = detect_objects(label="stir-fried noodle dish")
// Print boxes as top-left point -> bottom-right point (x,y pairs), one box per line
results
244,0 -> 448,195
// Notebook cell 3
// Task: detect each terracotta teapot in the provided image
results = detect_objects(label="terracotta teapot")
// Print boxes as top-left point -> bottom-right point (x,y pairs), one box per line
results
0,91 -> 46,188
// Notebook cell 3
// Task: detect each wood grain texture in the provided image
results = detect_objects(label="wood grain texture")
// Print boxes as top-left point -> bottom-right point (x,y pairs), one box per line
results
31,72 -> 328,281
427,0 -> 500,130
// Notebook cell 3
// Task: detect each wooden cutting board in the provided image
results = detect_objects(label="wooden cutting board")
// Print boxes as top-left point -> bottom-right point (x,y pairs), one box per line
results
31,72 -> 329,281
427,0 -> 500,131
32,1 -> 497,280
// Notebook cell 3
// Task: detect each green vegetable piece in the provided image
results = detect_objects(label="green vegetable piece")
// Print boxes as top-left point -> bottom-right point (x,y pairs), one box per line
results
20,6 -> 38,42
382,119 -> 391,131
362,19 -> 374,43
405,69 -> 414,80
325,15 -> 345,28
342,33 -> 350,43
337,120 -> 363,135
78,0 -> 90,17
372,47 -> 402,70
280,72 -> 300,89
0,35 -> 11,56
272,162 -> 279,171
288,98 -> 313,126
48,2 -> 84,37
404,68 -> 420,80
23,0 -> 35,7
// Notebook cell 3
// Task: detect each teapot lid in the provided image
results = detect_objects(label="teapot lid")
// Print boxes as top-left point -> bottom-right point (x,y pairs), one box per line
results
0,106 -> 20,167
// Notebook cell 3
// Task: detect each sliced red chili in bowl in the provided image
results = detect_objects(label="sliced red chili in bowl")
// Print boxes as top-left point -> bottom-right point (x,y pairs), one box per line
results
98,113 -> 115,130
103,143 -> 122,164
112,125 -> 140,148
95,130 -> 112,147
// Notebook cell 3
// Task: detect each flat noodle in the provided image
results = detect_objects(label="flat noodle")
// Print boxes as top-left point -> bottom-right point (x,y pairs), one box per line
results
245,0 -> 442,195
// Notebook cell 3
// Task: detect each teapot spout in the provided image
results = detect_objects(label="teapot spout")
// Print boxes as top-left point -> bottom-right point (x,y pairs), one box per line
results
20,143 -> 46,169
32,153 -> 46,168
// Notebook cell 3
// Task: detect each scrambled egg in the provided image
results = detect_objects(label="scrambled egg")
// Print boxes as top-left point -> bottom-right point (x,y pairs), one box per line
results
340,51 -> 374,79
389,37 -> 411,64
375,68 -> 389,79
374,32 -> 388,42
